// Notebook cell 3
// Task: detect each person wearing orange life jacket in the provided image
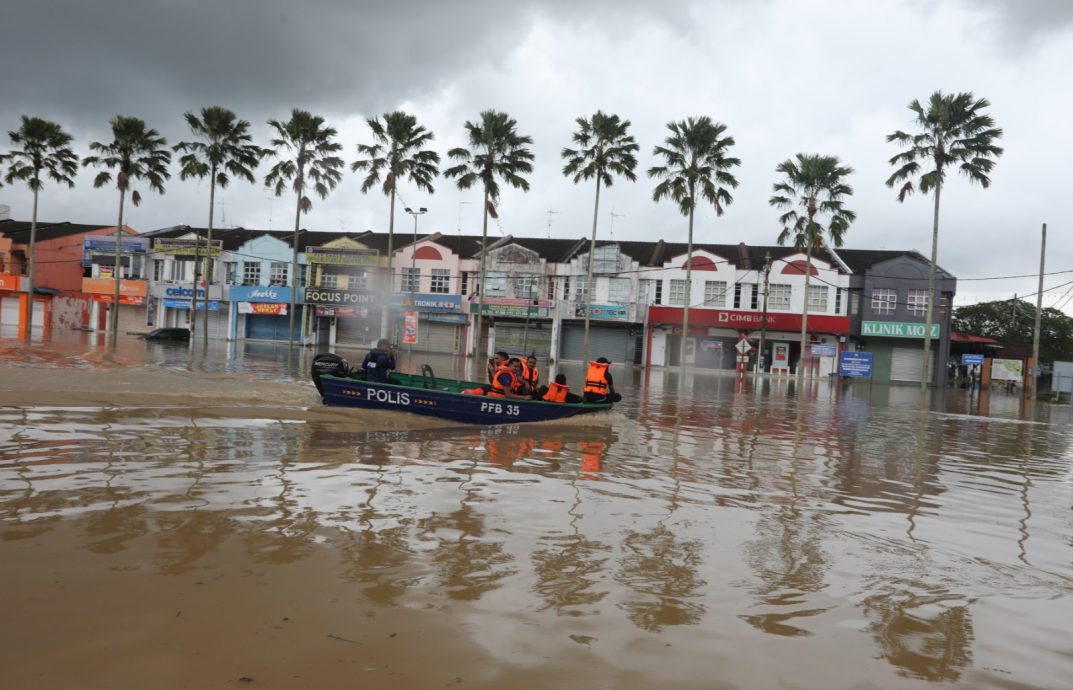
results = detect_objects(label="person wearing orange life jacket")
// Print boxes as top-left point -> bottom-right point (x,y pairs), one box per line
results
488,358 -> 529,400
541,373 -> 569,402
520,354 -> 540,391
583,357 -> 622,404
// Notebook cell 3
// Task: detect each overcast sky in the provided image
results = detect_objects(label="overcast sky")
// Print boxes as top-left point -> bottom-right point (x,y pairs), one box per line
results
2,0 -> 1071,312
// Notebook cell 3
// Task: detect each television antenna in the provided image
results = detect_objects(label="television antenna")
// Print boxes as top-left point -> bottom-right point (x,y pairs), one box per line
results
609,210 -> 625,240
545,209 -> 560,238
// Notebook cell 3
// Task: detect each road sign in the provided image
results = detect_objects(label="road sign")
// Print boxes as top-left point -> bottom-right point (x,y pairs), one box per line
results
961,353 -> 985,365
811,343 -> 836,357
838,351 -> 873,378
735,339 -> 752,354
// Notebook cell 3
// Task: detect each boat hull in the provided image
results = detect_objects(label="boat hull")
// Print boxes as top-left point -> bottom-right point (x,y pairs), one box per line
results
317,375 -> 611,425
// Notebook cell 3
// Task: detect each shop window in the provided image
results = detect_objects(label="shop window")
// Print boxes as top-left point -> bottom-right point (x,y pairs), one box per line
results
872,288 -> 896,315
153,259 -> 165,282
484,271 -> 507,297
608,277 -> 631,303
834,288 -> 842,314
587,244 -> 619,274
808,285 -> 828,312
347,269 -> 367,291
401,267 -> 420,292
461,271 -> 469,295
669,279 -> 688,306
513,275 -> 538,299
574,276 -> 591,303
749,283 -> 759,310
768,284 -> 791,310
430,269 -> 450,294
907,289 -> 927,316
850,291 -> 860,315
172,259 -> 192,282
704,280 -> 727,307
733,283 -> 742,308
320,269 -> 339,289
270,262 -> 288,286
654,280 -> 662,305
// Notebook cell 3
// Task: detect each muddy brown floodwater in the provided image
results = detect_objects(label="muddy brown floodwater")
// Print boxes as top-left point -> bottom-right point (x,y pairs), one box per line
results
2,333 -> 1072,689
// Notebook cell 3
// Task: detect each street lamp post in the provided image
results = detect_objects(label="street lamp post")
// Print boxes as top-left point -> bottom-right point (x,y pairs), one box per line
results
404,207 -> 427,351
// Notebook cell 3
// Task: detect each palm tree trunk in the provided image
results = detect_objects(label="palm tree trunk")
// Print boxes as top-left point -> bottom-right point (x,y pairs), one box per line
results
680,202 -> 695,371
111,187 -> 127,343
473,186 -> 490,363
25,184 -> 39,337
921,180 -> 942,392
287,177 -> 302,350
381,187 -> 396,340
202,167 -> 217,347
797,241 -> 814,383
582,176 -> 602,366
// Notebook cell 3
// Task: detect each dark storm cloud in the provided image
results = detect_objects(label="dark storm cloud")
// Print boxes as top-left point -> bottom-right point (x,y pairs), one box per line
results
963,0 -> 1073,43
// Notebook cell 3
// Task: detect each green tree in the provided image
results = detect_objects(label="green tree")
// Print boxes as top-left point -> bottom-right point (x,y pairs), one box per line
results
561,111 -> 639,365
886,91 -> 1003,389
264,109 -> 344,348
443,111 -> 534,363
174,106 -> 266,345
84,116 -> 172,342
769,153 -> 856,380
953,299 -> 1073,364
0,116 -> 79,335
351,111 -> 440,340
648,117 -> 740,370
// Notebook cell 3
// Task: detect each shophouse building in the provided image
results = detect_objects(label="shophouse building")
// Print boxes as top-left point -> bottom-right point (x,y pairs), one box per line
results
389,232 -> 474,354
144,226 -> 226,336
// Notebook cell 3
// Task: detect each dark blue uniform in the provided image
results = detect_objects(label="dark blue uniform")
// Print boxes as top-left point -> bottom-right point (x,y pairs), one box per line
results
361,349 -> 396,382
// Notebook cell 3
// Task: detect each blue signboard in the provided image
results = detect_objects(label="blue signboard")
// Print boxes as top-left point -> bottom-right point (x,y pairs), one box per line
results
839,351 -> 873,378
163,299 -> 220,311
229,285 -> 293,303
811,343 -> 837,357
961,353 -> 985,365
393,293 -> 463,313
82,235 -> 149,267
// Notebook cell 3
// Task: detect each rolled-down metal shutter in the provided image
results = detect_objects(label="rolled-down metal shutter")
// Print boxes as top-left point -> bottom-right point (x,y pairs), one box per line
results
117,304 -> 147,335
336,312 -> 376,347
493,323 -> 551,362
247,307 -> 302,341
31,300 -> 46,329
890,346 -> 934,383
560,324 -> 631,363
421,321 -> 460,354
1,297 -> 20,326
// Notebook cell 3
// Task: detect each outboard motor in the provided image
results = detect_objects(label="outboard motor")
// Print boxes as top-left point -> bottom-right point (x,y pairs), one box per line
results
312,353 -> 350,396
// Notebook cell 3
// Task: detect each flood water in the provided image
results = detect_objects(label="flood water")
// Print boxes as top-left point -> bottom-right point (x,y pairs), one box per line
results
2,331 -> 1072,689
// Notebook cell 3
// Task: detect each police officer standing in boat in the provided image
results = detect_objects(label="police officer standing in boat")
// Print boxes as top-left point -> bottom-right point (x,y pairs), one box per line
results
361,339 -> 397,383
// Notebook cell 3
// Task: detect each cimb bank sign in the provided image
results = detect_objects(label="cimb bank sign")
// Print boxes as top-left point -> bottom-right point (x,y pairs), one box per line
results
303,288 -> 377,306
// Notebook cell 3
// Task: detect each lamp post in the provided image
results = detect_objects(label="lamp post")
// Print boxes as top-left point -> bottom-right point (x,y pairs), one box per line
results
404,207 -> 427,350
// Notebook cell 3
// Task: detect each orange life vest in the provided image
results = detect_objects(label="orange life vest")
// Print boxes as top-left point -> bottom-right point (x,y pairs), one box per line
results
542,381 -> 568,403
462,387 -> 487,396
488,364 -> 518,397
583,361 -> 610,394
521,361 -> 539,389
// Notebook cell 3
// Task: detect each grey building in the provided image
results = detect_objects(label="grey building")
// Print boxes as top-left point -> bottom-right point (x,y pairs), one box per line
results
839,250 -> 957,386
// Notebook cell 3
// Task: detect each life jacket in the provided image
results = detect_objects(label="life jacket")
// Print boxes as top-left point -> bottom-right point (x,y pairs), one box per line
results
462,387 -> 487,396
583,361 -> 610,394
488,364 -> 518,397
521,361 -> 540,389
542,382 -> 569,403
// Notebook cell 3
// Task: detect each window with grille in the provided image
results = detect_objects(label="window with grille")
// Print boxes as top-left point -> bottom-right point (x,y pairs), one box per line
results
347,269 -> 366,291
769,284 -> 791,310
907,289 -> 927,316
654,280 -> 662,305
401,267 -> 420,292
320,269 -> 339,289
749,283 -> 759,309
808,285 -> 828,311
703,280 -> 727,307
608,277 -> 631,303
153,259 -> 165,282
588,244 -> 619,274
733,283 -> 742,308
872,288 -> 896,315
834,288 -> 842,314
669,279 -> 688,306
574,276 -> 591,303
513,275 -> 538,299
242,261 -> 261,286
484,271 -> 507,297
269,262 -> 288,286
461,272 -> 469,295
430,269 -> 450,294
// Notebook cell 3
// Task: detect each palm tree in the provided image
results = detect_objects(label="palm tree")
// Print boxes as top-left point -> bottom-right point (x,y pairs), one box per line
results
0,116 -> 78,336
84,116 -> 171,342
174,106 -> 266,346
264,109 -> 344,349
561,111 -> 639,365
351,111 -> 440,340
886,91 -> 1003,390
648,117 -> 740,370
443,110 -> 534,363
769,153 -> 856,381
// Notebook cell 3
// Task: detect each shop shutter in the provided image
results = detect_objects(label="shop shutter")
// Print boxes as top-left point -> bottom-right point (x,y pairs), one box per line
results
890,345 -> 934,383
247,307 -> 302,341
493,323 -> 552,362
117,304 -> 147,335
560,324 -> 631,363
31,300 -> 46,329
420,321 -> 460,354
336,312 -> 376,347
1,296 -> 20,326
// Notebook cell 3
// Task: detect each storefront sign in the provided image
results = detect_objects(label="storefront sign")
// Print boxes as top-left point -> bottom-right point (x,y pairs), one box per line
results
163,299 -> 220,311
82,277 -> 148,297
152,238 -> 223,257
470,297 -> 551,318
811,343 -> 837,357
403,311 -> 418,344
229,285 -> 292,303
839,351 -> 873,377
861,321 -> 939,339
647,306 -> 850,335
574,303 -> 628,320
394,293 -> 463,313
962,353 -> 985,365
304,287 -> 376,306
426,313 -> 468,324
238,302 -> 288,315
0,273 -> 23,291
91,294 -> 145,305
150,283 -> 224,300
701,340 -> 723,350
306,247 -> 379,266
82,235 -> 150,266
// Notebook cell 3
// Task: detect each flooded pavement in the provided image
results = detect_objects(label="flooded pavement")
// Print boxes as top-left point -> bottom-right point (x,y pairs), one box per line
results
2,333 -> 1073,689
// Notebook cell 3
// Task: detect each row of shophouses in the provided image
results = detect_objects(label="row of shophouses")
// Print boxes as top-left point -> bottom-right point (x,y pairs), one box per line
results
0,217 -> 959,385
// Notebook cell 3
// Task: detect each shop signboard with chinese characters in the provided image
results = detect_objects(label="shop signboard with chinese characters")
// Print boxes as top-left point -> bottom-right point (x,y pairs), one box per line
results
574,303 -> 628,321
82,235 -> 149,266
470,297 -> 551,318
152,238 -> 222,257
306,247 -> 379,267
393,293 -> 463,313
861,321 -> 940,339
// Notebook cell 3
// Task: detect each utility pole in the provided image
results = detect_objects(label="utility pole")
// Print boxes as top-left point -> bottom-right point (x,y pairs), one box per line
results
190,230 -> 200,337
1030,223 -> 1047,396
757,252 -> 772,378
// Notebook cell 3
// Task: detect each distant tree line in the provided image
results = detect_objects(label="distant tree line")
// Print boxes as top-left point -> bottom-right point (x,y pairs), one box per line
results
954,300 -> 1073,364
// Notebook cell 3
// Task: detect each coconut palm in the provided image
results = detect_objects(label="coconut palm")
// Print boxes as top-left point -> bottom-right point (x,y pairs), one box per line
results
0,116 -> 78,335
264,109 -> 344,348
174,106 -> 266,345
351,111 -> 440,339
769,153 -> 856,381
648,117 -> 740,370
562,111 -> 639,365
84,116 -> 172,342
886,91 -> 1003,390
443,110 -> 534,363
